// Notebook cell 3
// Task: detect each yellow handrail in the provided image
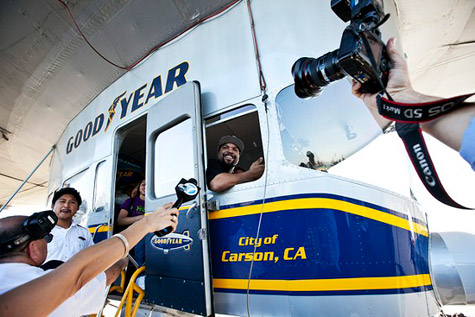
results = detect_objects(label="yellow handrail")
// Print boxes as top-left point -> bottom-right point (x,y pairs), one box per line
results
109,270 -> 126,294
114,266 -> 146,317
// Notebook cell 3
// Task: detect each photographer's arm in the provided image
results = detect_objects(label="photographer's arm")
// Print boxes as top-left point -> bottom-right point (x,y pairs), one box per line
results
421,103 -> 475,152
104,257 -> 128,286
0,203 -> 178,317
353,37 -> 475,152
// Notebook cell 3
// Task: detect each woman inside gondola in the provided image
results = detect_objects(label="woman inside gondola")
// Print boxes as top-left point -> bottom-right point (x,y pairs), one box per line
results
117,179 -> 146,267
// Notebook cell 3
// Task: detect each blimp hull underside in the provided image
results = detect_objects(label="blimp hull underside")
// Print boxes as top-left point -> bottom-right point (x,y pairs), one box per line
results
214,292 -> 437,316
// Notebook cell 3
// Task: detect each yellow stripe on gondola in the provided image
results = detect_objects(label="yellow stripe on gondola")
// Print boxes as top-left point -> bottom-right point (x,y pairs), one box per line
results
88,225 -> 110,233
213,274 -> 431,292
208,198 -> 428,237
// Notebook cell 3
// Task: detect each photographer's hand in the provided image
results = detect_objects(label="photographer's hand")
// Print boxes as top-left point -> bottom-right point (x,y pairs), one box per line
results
352,37 -> 475,154
144,202 -> 178,233
352,37 -> 437,109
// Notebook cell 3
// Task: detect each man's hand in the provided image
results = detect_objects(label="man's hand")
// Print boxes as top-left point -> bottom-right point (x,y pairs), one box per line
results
352,37 -> 475,152
209,157 -> 265,192
248,157 -> 265,180
352,37 -> 440,130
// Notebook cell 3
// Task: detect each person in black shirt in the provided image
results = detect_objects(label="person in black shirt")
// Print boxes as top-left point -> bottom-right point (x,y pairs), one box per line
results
206,135 -> 264,192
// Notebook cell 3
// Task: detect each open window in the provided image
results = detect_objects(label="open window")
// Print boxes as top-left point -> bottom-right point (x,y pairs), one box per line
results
205,104 -> 264,188
113,115 -> 146,233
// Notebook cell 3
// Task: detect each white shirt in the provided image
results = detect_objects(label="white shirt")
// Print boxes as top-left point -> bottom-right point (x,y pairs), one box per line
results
46,223 -> 94,263
0,262 -> 107,317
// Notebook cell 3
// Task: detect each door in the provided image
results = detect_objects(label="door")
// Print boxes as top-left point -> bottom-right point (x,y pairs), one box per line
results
144,81 -> 212,316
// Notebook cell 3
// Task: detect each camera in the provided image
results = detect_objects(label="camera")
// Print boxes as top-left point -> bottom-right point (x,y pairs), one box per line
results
292,0 -> 391,98
0,210 -> 57,254
23,210 -> 57,240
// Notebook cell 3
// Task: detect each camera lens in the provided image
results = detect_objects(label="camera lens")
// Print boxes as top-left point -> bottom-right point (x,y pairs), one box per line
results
292,49 -> 346,98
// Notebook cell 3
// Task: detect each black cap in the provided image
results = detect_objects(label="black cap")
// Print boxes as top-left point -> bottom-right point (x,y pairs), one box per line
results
0,210 -> 57,255
218,135 -> 244,153
52,187 -> 82,207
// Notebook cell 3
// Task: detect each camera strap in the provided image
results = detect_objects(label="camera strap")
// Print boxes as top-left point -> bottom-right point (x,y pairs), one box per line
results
354,19 -> 472,209
40,260 -> 64,270
395,121 -> 472,209
376,93 -> 474,209
377,93 -> 475,122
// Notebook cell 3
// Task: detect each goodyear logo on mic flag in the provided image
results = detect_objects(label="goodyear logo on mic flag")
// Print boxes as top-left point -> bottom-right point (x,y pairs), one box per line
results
180,183 -> 198,196
150,231 -> 193,254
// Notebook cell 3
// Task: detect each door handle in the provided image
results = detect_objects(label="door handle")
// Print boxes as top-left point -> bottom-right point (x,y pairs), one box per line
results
186,201 -> 198,219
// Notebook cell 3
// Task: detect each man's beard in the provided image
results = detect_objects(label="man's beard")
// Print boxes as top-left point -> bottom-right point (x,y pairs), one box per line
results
221,160 -> 236,172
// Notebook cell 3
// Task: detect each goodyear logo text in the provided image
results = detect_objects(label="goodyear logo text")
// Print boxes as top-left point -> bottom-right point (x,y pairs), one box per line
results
150,232 -> 193,254
66,61 -> 189,154
154,237 -> 185,244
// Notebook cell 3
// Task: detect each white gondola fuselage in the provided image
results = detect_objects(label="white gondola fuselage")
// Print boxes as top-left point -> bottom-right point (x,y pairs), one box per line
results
48,1 -> 440,316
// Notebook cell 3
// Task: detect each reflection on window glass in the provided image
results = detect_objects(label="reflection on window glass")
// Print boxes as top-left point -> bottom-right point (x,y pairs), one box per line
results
93,161 -> 107,212
276,80 -> 382,171
63,169 -> 90,217
154,118 -> 195,197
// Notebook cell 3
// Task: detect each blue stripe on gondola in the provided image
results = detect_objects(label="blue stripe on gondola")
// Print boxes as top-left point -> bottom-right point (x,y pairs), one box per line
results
209,207 -> 429,281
